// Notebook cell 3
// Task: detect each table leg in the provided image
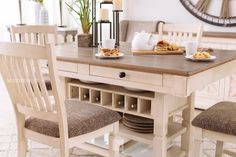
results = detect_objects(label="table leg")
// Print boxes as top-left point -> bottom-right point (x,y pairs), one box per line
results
181,93 -> 195,157
152,93 -> 169,157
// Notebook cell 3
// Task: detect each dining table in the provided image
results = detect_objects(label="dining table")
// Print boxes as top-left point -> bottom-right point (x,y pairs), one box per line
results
48,42 -> 236,157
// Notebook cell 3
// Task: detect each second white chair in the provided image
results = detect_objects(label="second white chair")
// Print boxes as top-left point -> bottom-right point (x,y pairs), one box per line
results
158,23 -> 203,45
10,25 -> 58,45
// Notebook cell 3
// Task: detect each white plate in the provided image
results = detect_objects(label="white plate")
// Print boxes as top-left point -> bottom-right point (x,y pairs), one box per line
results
185,55 -> 216,61
95,53 -> 124,59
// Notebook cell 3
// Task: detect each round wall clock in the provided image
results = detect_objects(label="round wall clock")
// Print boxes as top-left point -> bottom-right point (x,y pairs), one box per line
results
180,0 -> 236,27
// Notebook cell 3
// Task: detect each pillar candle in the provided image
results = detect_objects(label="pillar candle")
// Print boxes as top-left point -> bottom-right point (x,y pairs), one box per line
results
100,9 -> 109,21
113,0 -> 122,11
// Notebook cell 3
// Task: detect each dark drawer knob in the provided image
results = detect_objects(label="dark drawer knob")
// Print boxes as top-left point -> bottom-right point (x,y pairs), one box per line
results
119,72 -> 126,78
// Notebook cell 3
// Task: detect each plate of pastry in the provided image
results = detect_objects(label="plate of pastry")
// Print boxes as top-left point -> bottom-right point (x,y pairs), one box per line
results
185,51 -> 216,61
95,48 -> 124,59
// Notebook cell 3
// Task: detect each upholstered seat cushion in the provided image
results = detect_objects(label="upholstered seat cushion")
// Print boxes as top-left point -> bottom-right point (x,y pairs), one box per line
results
192,102 -> 236,136
25,100 -> 121,138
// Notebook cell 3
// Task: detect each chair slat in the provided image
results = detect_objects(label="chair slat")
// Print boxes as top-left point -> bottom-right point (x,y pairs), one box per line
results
28,33 -> 32,43
38,33 -> 43,45
21,33 -> 26,42
33,59 -> 53,112
11,57 -> 32,107
7,57 -> 27,106
18,59 -> 38,108
45,34 -> 49,43
0,56 -> 21,104
33,33 -> 38,44
25,58 -> 45,111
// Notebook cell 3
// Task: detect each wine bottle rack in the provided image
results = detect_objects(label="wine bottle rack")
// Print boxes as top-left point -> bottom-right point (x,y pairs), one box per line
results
67,80 -> 155,119
67,80 -> 188,120
67,80 -> 188,157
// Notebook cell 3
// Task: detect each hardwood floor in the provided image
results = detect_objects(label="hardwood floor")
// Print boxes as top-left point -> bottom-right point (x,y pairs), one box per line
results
0,75 -> 236,157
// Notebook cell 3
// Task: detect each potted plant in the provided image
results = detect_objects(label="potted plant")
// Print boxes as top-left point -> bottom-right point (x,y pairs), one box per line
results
66,0 -> 92,47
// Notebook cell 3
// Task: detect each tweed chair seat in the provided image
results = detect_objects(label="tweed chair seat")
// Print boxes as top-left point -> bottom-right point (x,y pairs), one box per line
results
192,102 -> 236,136
25,100 -> 121,138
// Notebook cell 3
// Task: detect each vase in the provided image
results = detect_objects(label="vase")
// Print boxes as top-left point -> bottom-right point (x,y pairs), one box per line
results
77,34 -> 93,47
39,5 -> 49,24
34,3 -> 42,24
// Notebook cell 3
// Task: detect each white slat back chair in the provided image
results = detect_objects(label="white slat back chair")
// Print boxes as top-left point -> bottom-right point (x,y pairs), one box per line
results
0,42 -> 67,156
158,23 -> 203,46
0,42 -> 120,157
10,25 -> 58,45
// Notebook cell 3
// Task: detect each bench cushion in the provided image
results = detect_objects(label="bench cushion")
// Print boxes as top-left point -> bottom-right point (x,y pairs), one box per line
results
192,102 -> 236,136
25,100 -> 121,138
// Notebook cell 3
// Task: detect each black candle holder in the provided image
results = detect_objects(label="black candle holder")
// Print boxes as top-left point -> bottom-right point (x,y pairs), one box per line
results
113,10 -> 123,46
18,0 -> 26,25
91,0 -> 99,47
91,0 -> 123,47
98,20 -> 112,42
100,1 -> 113,8
58,0 -> 67,28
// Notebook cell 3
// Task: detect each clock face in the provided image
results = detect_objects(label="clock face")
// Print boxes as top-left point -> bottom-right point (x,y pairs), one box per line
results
180,0 -> 236,27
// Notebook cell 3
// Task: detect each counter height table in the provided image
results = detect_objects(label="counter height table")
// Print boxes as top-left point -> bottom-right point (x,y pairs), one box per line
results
47,43 -> 236,157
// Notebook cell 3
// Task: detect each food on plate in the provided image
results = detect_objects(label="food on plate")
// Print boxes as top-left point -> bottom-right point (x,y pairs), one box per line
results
156,40 -> 179,51
193,51 -> 211,59
100,48 -> 120,57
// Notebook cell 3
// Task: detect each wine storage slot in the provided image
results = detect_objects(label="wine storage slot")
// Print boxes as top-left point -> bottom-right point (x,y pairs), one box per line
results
126,96 -> 138,113
114,94 -> 125,110
91,90 -> 101,104
69,86 -> 79,99
101,92 -> 113,107
138,99 -> 152,115
80,88 -> 90,102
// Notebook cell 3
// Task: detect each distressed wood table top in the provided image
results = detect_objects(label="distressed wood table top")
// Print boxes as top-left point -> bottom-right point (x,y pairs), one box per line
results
55,43 -> 236,76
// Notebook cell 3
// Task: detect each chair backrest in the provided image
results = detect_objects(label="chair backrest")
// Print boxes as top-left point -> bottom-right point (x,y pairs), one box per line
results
0,42 -> 67,127
10,25 -> 58,45
158,23 -> 203,45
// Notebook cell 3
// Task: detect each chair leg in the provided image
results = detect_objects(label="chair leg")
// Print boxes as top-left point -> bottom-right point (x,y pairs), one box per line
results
17,114 -> 27,157
193,127 -> 203,157
60,145 -> 70,157
193,138 -> 203,157
60,139 -> 70,157
17,133 -> 27,157
109,122 -> 119,157
215,141 -> 224,157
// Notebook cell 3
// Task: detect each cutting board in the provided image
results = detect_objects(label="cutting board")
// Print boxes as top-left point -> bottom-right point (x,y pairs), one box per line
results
132,49 -> 185,55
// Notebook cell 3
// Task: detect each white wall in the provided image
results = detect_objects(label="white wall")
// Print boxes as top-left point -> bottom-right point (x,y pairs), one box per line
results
125,0 -> 236,32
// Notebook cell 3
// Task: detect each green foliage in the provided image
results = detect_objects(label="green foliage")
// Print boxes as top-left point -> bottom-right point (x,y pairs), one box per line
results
66,0 -> 91,34
38,0 -> 44,4
31,0 -> 44,4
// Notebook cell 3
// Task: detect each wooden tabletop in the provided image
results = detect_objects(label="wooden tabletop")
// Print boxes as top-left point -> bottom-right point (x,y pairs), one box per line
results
55,43 -> 236,76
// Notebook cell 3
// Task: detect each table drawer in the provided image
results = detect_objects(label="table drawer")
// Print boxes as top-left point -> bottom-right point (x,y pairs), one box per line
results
58,61 -> 78,73
90,65 -> 162,86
